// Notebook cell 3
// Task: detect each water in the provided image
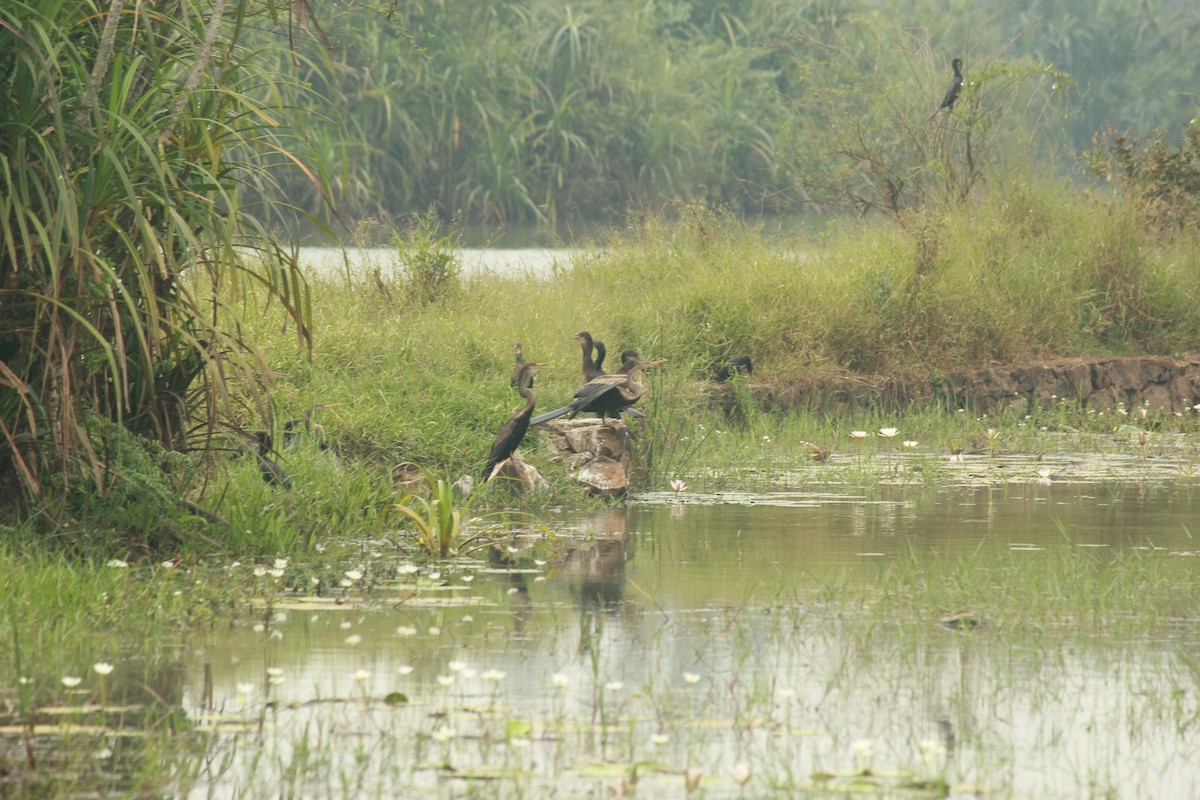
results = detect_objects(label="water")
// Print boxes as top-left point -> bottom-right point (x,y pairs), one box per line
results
175,474 -> 1199,798
298,246 -> 579,279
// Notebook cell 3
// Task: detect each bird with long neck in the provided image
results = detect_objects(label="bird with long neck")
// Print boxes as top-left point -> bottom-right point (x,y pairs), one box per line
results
929,57 -> 963,121
531,353 -> 665,426
575,331 -> 608,383
484,361 -> 546,481
248,431 -> 292,489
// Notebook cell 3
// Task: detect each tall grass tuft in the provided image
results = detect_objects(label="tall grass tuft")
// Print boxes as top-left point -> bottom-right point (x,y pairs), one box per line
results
0,0 -> 325,514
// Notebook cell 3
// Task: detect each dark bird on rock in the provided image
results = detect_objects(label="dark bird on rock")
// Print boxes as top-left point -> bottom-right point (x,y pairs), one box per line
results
929,57 -> 964,121
531,353 -> 664,426
484,361 -> 547,481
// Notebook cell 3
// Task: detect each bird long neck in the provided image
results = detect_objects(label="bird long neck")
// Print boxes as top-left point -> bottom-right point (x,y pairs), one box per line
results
517,384 -> 536,417
581,340 -> 596,378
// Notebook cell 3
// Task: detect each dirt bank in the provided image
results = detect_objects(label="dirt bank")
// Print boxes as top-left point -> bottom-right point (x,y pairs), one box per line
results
718,354 -> 1200,416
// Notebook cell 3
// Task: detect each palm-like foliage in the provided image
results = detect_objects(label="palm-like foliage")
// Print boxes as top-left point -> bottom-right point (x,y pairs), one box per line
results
0,0 -> 319,503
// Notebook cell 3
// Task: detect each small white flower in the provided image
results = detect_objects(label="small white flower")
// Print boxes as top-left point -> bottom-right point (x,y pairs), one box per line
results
652,733 -> 670,745
730,761 -> 751,786
481,669 -> 506,681
161,560 -> 177,569
461,667 -> 477,679
92,662 -> 114,676
397,665 -> 414,675
853,738 -> 874,760
396,625 -> 417,637
461,615 -> 474,623
268,568 -> 284,578
398,563 -> 419,575
353,669 -> 370,682
428,571 -> 442,581
850,430 -> 868,440
266,667 -> 284,677
448,660 -> 466,672
432,727 -> 456,742
236,682 -> 254,694
670,479 -> 687,494
428,626 -> 441,635
253,567 -> 267,578
551,673 -> 569,688
106,559 -> 128,568
344,569 -> 363,582
344,634 -> 362,646
902,440 -> 918,449
273,558 -> 288,570
682,672 -> 701,684
919,739 -> 945,764
269,630 -> 283,640
339,579 -> 352,588
604,681 -> 624,691
340,621 -> 353,630
61,676 -> 82,688
437,675 -> 455,687
878,427 -> 898,438
252,623 -> 265,633
461,574 -> 475,583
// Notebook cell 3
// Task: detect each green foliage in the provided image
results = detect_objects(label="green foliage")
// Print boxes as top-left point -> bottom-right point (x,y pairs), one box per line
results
1085,124 -> 1200,232
0,0 -> 322,506
390,466 -> 473,558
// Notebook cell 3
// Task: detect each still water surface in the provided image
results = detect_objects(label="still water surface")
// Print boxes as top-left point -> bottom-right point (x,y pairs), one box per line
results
181,475 -> 1199,798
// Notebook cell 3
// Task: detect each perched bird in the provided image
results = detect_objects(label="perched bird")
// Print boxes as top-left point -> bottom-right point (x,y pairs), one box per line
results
484,361 -> 546,481
510,342 -> 534,390
531,353 -> 665,426
929,57 -> 964,121
248,431 -> 292,489
713,355 -> 753,383
574,331 -> 608,383
282,403 -> 338,450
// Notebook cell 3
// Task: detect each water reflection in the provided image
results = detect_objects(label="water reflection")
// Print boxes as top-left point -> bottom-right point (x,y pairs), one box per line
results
176,480 -> 1199,797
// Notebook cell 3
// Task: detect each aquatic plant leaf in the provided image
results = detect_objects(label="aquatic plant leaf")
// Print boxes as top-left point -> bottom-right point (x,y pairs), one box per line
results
383,692 -> 409,706
505,719 -> 533,738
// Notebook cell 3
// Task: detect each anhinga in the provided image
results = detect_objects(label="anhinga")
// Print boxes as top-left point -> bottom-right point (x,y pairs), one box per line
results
530,353 -> 664,426
283,403 -> 339,450
574,331 -> 608,383
484,361 -> 547,480
249,431 -> 292,489
929,58 -> 963,121
510,342 -> 535,390
713,355 -> 753,382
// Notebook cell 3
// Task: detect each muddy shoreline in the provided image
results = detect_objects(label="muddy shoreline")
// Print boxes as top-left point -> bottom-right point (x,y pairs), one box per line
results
718,354 -> 1200,416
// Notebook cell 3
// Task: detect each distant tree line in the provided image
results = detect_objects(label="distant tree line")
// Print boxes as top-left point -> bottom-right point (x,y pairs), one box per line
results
260,0 -> 1200,226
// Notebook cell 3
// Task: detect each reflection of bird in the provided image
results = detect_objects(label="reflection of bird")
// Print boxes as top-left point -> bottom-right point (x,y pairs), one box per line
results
531,354 -> 664,425
282,403 -> 338,450
249,431 -> 292,488
713,355 -> 753,382
484,361 -> 546,480
929,57 -> 964,121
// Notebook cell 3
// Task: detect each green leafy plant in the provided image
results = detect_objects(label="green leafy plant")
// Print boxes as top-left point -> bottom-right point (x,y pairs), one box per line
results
391,466 -> 477,558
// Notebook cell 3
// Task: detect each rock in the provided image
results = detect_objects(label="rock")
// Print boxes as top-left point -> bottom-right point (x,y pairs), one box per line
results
574,456 -> 628,497
541,419 -> 634,497
489,454 -> 547,492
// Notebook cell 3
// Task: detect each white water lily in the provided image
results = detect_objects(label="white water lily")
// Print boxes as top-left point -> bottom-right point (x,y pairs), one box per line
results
344,569 -> 363,582
849,430 -> 868,439
902,440 -> 919,449
853,738 -> 874,760
92,662 -> 114,676
651,733 -> 669,745
396,625 -> 417,637
604,681 -> 624,691
481,669 -> 506,681
878,427 -> 898,438
397,665 -> 414,675
344,634 -> 362,645
61,676 -> 82,688
106,559 -> 128,568
551,673 -> 569,689
730,761 -> 751,786
266,667 -> 283,677
436,675 -> 455,687
397,563 -> 419,574
273,558 -> 288,570
236,682 -> 254,694
353,669 -> 370,682
448,660 -> 467,672
670,478 -> 687,495
682,672 -> 701,684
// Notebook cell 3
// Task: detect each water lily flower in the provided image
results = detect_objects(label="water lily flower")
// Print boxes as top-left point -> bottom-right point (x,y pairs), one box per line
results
461,574 -> 475,583
437,675 -> 455,687
682,672 -> 701,684
353,669 -> 370,682
273,558 -> 288,570
344,569 -> 363,582
853,738 -> 874,761
61,676 -> 82,688
849,430 -> 868,440
253,567 -> 267,578
684,766 -> 703,792
398,563 -> 419,575
397,665 -> 414,675
252,623 -> 265,633
396,625 -> 417,637
344,634 -> 362,646
604,681 -> 624,691
268,568 -> 284,578
448,660 -> 466,672
106,559 -> 128,568
902,440 -> 918,449
428,626 -> 441,635
340,621 -> 353,630
878,427 -> 898,438
431,727 -> 457,742
551,673 -> 569,689
338,579 -> 352,588
266,667 -> 283,677
236,682 -> 254,694
919,739 -> 946,764
670,479 -> 687,495
481,669 -> 506,681
730,761 -> 752,786
652,733 -> 670,745
92,662 -> 114,676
